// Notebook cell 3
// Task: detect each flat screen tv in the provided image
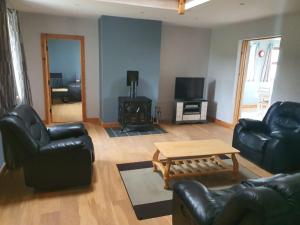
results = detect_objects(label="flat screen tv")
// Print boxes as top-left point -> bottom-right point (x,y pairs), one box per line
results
175,77 -> 204,100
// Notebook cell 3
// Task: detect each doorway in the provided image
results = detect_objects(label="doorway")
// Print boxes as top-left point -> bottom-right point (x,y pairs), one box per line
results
234,37 -> 281,123
41,34 -> 86,124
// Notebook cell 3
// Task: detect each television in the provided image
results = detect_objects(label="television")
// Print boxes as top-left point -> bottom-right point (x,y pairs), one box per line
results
175,77 -> 204,100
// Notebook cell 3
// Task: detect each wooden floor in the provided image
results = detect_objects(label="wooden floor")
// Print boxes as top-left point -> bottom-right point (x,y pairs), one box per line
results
52,102 -> 82,123
0,123 -> 272,225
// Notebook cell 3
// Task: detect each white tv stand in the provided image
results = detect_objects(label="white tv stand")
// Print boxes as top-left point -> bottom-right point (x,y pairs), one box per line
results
174,99 -> 208,124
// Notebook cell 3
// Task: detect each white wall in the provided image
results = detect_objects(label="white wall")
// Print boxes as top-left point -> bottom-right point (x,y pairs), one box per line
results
19,12 -> 100,119
159,24 -> 211,121
206,13 -> 300,123
272,13 -> 300,103
19,12 -> 299,124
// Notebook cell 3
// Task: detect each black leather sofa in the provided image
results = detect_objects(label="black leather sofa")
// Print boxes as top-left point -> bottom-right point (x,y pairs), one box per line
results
233,101 -> 300,173
0,104 -> 95,190
173,173 -> 300,225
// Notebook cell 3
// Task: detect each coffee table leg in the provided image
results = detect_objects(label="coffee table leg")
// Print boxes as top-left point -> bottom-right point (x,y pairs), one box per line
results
164,159 -> 172,189
231,153 -> 239,179
152,149 -> 160,172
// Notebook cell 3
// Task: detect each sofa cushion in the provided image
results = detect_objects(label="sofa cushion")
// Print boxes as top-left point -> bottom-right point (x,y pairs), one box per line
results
7,105 -> 50,147
266,102 -> 300,134
263,101 -> 282,126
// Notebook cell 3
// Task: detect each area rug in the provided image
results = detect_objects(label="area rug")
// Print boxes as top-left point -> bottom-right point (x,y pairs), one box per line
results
117,158 -> 260,220
105,125 -> 167,138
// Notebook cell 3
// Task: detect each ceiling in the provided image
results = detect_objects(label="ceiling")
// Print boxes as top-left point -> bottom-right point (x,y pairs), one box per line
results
94,0 -> 178,10
9,0 -> 300,28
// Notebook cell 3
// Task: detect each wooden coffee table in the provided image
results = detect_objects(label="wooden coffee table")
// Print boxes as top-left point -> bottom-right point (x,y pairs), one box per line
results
152,139 -> 240,189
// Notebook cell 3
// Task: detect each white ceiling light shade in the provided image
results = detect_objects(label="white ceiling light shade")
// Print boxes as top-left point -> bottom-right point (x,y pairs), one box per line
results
185,0 -> 210,10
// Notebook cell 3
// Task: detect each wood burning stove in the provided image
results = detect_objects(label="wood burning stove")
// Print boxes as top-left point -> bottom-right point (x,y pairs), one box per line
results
118,96 -> 152,131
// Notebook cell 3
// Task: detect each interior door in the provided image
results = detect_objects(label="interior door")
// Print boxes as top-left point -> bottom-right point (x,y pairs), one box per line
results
233,40 -> 250,124
41,34 -> 52,123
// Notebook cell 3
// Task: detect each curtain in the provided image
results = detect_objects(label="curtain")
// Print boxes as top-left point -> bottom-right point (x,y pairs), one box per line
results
7,8 -> 32,106
0,0 -> 32,168
0,0 -> 18,116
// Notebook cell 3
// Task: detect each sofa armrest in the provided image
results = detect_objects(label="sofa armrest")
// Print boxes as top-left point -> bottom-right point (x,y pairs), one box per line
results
270,130 -> 300,141
40,138 -> 89,153
214,187 -> 289,225
238,118 -> 265,130
47,122 -> 87,140
173,181 -> 218,225
241,174 -> 287,188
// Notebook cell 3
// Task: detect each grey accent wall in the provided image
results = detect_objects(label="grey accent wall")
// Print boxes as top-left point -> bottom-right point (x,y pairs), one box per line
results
159,24 -> 211,121
99,16 -> 162,123
19,12 -> 100,119
206,13 -> 300,123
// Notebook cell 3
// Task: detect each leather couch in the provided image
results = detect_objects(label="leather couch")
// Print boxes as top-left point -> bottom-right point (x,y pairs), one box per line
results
173,173 -> 300,225
0,104 -> 95,190
233,101 -> 300,173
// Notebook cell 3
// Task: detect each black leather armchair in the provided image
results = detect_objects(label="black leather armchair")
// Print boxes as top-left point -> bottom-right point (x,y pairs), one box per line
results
173,173 -> 300,225
233,101 -> 300,173
0,104 -> 95,190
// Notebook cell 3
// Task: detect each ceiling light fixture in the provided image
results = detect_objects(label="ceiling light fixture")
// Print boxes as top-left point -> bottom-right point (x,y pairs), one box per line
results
178,0 -> 185,15
178,0 -> 210,15
185,0 -> 210,10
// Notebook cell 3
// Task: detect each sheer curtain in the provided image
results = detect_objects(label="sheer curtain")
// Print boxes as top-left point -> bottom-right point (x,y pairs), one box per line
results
0,0 -> 17,115
0,1 -> 32,168
0,1 -> 32,116
7,8 -> 32,106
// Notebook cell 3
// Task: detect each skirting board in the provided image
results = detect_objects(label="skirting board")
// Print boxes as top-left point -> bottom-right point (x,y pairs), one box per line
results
54,116 -> 232,129
101,121 -> 171,128
102,119 -> 233,129
240,104 -> 257,109
102,122 -> 120,128
208,116 -> 234,129
85,118 -> 120,128
85,118 -> 101,125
